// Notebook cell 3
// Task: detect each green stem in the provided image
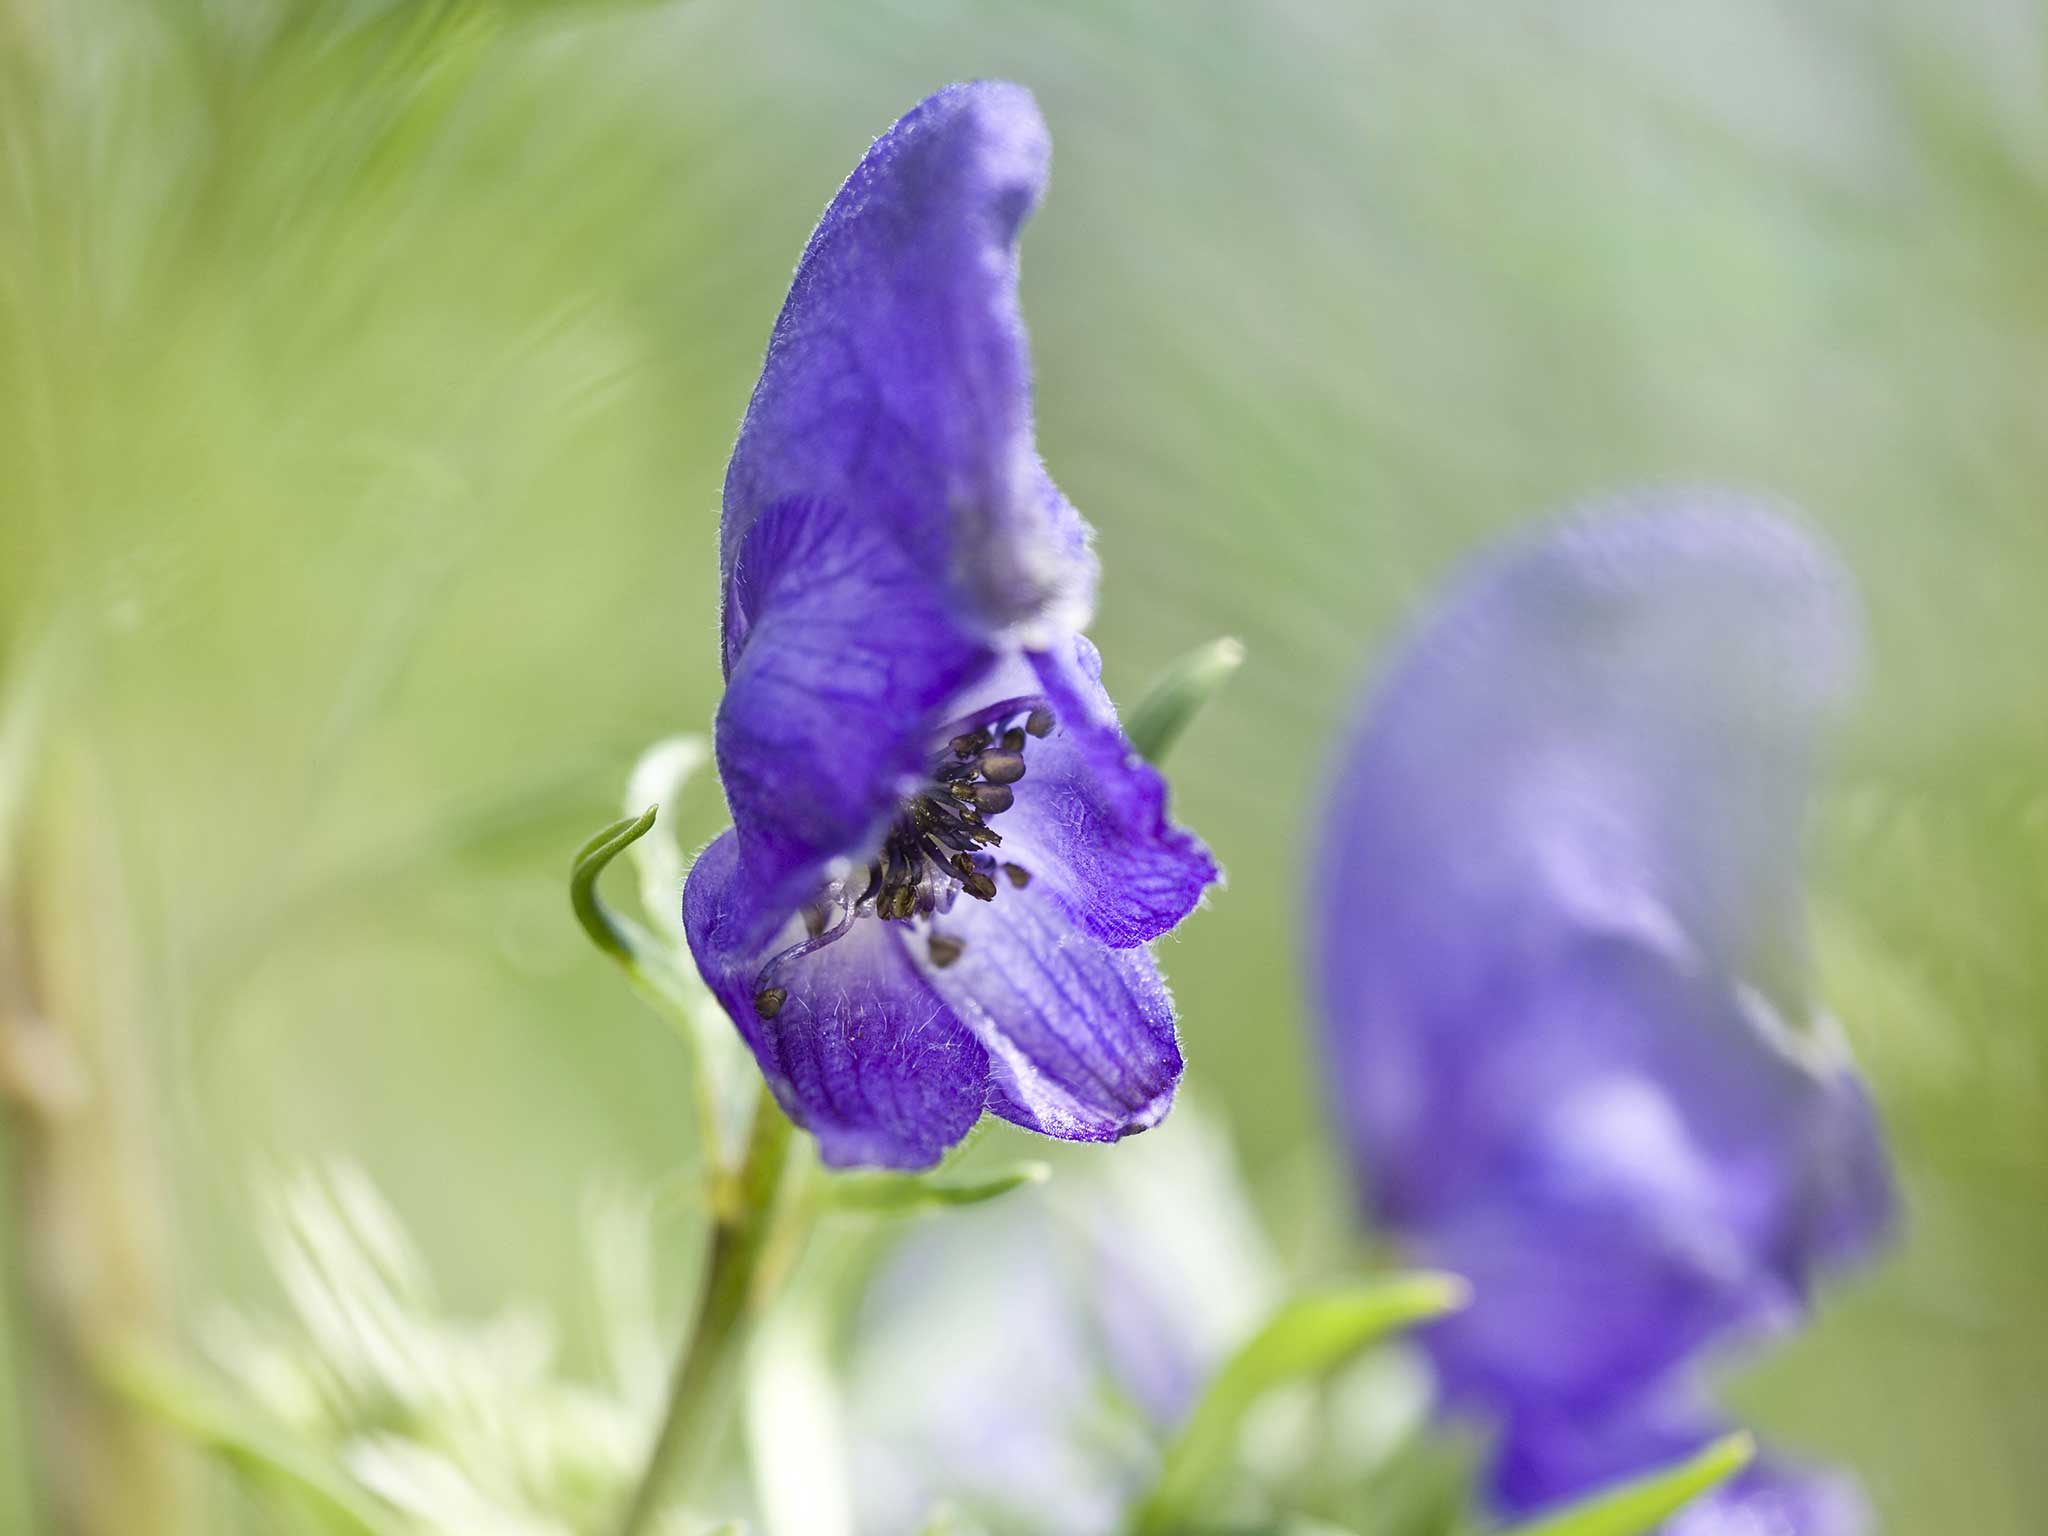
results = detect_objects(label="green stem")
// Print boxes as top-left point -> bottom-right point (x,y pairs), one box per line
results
614,1085 -> 796,1536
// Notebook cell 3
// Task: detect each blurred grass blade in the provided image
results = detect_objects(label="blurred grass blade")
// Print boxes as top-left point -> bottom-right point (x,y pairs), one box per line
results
1124,637 -> 1244,764
1131,1272 -> 1467,1536
1496,1433 -> 1755,1536
823,1161 -> 1050,1213
99,1342 -> 400,1536
746,1302 -> 853,1536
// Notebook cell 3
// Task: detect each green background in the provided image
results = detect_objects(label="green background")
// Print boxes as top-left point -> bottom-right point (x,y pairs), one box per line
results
3,1 -> 2044,1532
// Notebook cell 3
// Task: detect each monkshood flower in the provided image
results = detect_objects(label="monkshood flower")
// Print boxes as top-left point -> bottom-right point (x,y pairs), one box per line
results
1310,496 -> 1895,1528
684,83 -> 1216,1170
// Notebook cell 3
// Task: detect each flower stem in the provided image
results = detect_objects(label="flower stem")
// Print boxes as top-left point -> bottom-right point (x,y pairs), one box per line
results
614,1083 -> 796,1536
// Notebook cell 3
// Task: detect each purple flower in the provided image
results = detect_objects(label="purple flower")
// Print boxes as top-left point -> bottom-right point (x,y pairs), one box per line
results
684,83 -> 1216,1170
1309,496 -> 1895,1523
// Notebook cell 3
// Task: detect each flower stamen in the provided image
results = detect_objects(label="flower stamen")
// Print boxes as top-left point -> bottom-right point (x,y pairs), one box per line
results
748,702 -> 1055,1016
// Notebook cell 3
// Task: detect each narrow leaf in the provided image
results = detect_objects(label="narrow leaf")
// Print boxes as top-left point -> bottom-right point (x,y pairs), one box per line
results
824,1162 -> 1050,1214
1125,637 -> 1245,764
1496,1433 -> 1755,1536
570,805 -> 660,962
1131,1273 -> 1467,1536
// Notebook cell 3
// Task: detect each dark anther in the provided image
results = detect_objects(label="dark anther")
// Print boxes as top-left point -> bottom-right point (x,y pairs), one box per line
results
763,703 -> 1057,991
977,749 -> 1026,784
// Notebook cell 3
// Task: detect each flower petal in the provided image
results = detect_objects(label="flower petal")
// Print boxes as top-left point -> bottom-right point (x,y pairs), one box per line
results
723,81 -> 1095,644
978,637 -> 1217,947
683,830 -> 989,1170
715,494 -> 995,949
1310,495 -> 1895,1461
917,879 -> 1182,1143
1671,1460 -> 1872,1536
1410,942 -> 1892,1411
1315,493 -> 1888,1248
1493,1389 -> 1870,1535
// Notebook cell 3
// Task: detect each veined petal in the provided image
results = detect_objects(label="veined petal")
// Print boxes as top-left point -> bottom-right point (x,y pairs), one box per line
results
994,637 -> 1217,947
716,495 -> 995,949
917,880 -> 1182,1143
722,81 -> 1095,647
683,831 -> 988,1170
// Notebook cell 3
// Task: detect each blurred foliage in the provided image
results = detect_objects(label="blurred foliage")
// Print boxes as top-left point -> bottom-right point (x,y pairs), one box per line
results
3,1 -> 2046,1533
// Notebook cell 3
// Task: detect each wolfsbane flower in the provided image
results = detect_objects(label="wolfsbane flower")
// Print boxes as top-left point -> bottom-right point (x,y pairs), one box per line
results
1310,496 -> 1894,1525
684,83 -> 1217,1170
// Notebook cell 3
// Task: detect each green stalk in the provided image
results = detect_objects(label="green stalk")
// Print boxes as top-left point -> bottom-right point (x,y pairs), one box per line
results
613,1085 -> 798,1536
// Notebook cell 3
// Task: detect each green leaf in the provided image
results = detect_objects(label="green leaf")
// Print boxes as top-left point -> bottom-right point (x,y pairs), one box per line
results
571,798 -> 752,1170
98,1342 -> 400,1536
1124,637 -> 1245,764
1130,1272 -> 1468,1536
823,1161 -> 1051,1214
1495,1432 -> 1755,1536
570,805 -> 661,963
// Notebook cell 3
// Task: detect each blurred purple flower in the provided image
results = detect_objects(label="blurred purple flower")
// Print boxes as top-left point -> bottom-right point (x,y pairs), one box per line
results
684,83 -> 1215,1170
1310,496 -> 1895,1525
847,1108 -> 1278,1536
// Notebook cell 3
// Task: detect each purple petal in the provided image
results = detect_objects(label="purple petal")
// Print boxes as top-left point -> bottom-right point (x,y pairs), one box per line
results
916,878 -> 1182,1143
683,830 -> 989,1170
1417,944 -> 1887,1410
1672,1460 -> 1872,1536
1489,1388 -> 1717,1515
723,81 -> 1095,645
715,495 -> 995,949
1311,495 -> 1895,1412
1495,1392 -> 1870,1535
984,637 -> 1218,948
